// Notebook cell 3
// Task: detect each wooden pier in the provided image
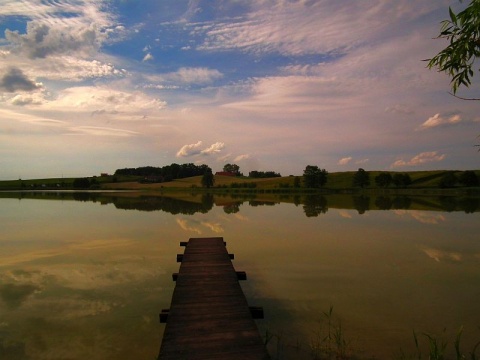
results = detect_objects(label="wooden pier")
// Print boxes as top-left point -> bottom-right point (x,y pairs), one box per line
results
158,237 -> 270,360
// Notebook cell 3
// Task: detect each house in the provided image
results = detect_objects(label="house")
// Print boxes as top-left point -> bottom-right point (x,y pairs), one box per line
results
215,171 -> 236,177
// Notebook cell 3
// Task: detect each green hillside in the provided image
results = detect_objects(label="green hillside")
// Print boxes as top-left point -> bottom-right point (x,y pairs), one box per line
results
1,170 -> 479,192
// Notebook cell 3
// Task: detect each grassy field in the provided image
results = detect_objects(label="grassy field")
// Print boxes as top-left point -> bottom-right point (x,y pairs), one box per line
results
1,170 -> 479,193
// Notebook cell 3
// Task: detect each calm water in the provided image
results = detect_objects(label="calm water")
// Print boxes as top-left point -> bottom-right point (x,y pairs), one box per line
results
0,192 -> 479,359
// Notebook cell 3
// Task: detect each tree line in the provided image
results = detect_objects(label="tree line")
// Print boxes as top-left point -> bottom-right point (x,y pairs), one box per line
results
114,163 -> 211,182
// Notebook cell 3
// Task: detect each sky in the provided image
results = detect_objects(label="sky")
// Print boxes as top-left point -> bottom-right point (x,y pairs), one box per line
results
0,0 -> 479,180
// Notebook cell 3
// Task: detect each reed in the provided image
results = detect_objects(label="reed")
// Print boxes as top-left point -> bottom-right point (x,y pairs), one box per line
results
397,327 -> 480,360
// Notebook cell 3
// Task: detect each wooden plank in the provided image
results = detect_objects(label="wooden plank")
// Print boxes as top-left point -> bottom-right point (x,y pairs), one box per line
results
158,237 -> 270,360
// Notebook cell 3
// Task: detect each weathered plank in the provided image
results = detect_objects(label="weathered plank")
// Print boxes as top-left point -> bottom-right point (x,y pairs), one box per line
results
158,237 -> 269,360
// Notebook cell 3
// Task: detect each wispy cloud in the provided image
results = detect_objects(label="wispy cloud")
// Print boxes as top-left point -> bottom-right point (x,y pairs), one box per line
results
151,67 -> 224,85
385,104 -> 414,115
66,126 -> 140,137
391,151 -> 446,168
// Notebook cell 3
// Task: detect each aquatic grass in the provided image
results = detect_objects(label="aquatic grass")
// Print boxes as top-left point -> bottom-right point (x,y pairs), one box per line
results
397,327 -> 480,360
309,306 -> 352,360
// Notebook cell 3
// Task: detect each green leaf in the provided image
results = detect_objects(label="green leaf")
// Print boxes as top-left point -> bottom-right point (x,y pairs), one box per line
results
449,7 -> 458,24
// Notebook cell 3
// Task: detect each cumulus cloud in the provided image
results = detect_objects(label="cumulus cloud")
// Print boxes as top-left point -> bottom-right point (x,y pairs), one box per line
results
9,93 -> 46,106
418,113 -> 462,130
0,67 -> 40,92
338,157 -> 352,165
176,141 -> 203,157
142,53 -> 154,62
201,142 -> 225,155
176,141 -> 226,157
5,22 -> 102,59
391,151 -> 446,168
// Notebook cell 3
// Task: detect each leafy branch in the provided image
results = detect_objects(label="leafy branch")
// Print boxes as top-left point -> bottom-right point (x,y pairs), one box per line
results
425,0 -> 480,98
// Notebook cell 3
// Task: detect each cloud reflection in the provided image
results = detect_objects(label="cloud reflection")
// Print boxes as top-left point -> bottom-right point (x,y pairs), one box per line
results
420,246 -> 462,263
394,210 -> 446,224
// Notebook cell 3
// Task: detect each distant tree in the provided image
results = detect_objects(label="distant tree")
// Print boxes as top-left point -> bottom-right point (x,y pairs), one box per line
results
249,170 -> 281,178
201,168 -> 215,188
353,168 -> 370,188
459,170 -> 479,186
223,163 -> 241,176
439,172 -> 458,188
293,176 -> 301,188
375,172 -> 393,188
303,165 -> 328,188
73,178 -> 90,189
392,173 -> 412,188
426,0 -> 480,99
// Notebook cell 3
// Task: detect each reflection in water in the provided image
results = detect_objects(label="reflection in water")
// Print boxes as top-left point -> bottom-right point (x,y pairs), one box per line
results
2,192 -> 479,214
0,193 -> 479,359
0,283 -> 40,309
303,195 -> 328,217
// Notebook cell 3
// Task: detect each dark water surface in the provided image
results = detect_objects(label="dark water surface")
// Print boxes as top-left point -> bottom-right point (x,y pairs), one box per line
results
0,192 -> 479,359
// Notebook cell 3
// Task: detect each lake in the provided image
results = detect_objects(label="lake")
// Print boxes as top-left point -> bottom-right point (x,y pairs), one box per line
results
0,192 -> 479,359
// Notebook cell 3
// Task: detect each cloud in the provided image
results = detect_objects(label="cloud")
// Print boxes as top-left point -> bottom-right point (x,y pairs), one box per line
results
0,67 -> 40,92
391,151 -> 446,168
338,157 -> 352,165
176,141 -> 226,157
151,67 -> 223,85
201,142 -> 225,155
176,141 -> 203,157
5,22 -> 102,59
234,154 -> 250,162
193,1 -> 442,56
385,104 -> 413,115
34,58 -> 127,82
200,221 -> 224,233
142,53 -> 154,62
9,93 -> 46,106
66,126 -> 140,137
418,113 -> 462,130
420,246 -> 461,262
176,218 -> 202,234
355,158 -> 370,165
52,86 -> 167,112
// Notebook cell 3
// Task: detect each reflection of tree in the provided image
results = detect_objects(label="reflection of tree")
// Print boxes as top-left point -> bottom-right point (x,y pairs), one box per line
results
375,196 -> 412,210
375,196 -> 393,210
438,196 -> 457,212
392,196 -> 411,210
353,196 -> 370,214
248,201 -> 277,206
113,196 -> 214,214
73,192 -> 96,202
302,195 -> 328,217
223,203 -> 240,214
458,198 -> 479,214
3,191 -> 479,214
0,283 -> 40,309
